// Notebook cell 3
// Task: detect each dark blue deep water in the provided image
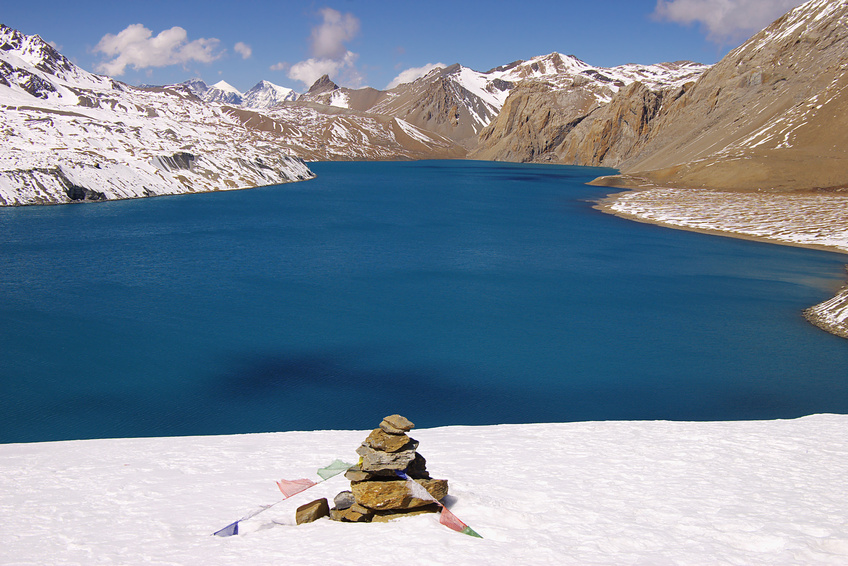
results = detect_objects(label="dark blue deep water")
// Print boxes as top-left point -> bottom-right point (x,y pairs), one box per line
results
1,161 -> 847,443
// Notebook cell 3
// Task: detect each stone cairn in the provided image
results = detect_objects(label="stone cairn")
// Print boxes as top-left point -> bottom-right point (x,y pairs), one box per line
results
327,414 -> 449,523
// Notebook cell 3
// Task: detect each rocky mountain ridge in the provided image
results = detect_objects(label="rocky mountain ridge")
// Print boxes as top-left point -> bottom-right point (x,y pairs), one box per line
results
493,0 -> 848,194
289,55 -> 707,151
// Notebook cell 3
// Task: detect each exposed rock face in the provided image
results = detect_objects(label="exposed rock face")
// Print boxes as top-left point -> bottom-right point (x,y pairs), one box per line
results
307,74 -> 339,95
554,81 -> 670,167
470,0 -> 848,195
473,81 -> 600,162
590,0 -> 848,191
470,58 -> 707,162
371,65 -> 496,149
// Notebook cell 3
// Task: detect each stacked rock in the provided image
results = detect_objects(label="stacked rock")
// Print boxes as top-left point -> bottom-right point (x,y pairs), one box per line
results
330,414 -> 448,523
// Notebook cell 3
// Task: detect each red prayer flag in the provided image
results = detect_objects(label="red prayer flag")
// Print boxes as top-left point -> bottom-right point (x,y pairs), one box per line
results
439,506 -> 467,532
276,478 -> 317,498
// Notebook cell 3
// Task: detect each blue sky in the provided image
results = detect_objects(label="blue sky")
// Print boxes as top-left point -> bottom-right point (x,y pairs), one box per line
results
4,0 -> 805,93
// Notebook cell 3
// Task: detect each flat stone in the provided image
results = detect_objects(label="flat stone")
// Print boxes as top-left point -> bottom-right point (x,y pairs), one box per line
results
330,506 -> 373,523
344,464 -> 401,482
380,414 -> 414,433
344,467 -> 371,482
365,428 -> 416,452
351,478 -> 448,510
349,503 -> 373,515
371,503 -> 441,522
356,443 -> 417,472
333,490 -> 355,510
295,498 -> 329,525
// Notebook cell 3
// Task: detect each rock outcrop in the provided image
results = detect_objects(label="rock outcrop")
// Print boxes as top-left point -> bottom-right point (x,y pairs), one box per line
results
470,60 -> 707,163
473,80 -> 599,162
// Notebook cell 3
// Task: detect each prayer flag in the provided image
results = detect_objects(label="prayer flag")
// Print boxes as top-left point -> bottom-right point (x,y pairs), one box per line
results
214,459 -> 353,537
213,521 -> 238,537
276,478 -> 317,498
396,470 -> 482,538
439,507 -> 482,538
317,459 -> 353,480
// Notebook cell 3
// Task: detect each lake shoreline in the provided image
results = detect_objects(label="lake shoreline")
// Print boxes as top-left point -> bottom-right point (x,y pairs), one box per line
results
593,184 -> 848,339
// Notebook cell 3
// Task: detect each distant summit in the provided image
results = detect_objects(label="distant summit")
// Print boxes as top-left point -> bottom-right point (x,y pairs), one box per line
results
180,78 -> 209,99
203,80 -> 243,105
307,74 -> 339,95
242,80 -> 298,109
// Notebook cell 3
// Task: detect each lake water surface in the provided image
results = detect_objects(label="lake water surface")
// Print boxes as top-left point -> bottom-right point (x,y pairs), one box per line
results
1,161 -> 846,443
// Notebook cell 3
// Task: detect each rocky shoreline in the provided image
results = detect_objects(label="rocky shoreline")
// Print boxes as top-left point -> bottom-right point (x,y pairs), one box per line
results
594,184 -> 848,340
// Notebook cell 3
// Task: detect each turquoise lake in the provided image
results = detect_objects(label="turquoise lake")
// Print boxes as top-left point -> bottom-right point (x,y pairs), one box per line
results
1,160 -> 847,443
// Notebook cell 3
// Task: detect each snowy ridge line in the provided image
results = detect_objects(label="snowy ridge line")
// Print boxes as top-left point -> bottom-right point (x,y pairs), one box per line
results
453,53 -> 709,121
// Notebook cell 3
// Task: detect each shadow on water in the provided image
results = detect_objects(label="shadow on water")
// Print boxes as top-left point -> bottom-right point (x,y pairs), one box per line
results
207,350 -> 522,432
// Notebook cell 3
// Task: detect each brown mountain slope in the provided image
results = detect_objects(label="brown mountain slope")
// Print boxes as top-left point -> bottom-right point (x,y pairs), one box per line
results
592,0 -> 848,191
472,80 -> 602,161
470,61 -> 705,162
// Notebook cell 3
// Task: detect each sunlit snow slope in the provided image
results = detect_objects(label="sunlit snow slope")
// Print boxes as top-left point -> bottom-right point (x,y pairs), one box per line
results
0,25 -> 313,206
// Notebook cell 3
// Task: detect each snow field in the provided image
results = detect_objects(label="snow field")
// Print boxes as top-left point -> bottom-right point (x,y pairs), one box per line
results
2,415 -> 847,565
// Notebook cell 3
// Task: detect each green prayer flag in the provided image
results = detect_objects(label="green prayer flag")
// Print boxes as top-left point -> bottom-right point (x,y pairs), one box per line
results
461,526 -> 483,538
317,459 -> 353,480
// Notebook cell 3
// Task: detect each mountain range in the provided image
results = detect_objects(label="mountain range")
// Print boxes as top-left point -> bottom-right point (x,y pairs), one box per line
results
1,0 -> 846,206
181,78 -> 299,108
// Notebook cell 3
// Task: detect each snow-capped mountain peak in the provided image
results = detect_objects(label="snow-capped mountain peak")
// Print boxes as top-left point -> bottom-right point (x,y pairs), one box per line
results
180,78 -> 209,98
202,81 -> 243,105
242,79 -> 298,109
211,80 -> 240,94
0,23 -> 114,103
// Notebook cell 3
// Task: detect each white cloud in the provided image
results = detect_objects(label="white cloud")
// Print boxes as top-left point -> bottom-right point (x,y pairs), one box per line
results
270,61 -> 290,72
653,0 -> 806,43
386,63 -> 446,89
310,8 -> 360,59
288,8 -> 363,88
93,24 -> 222,76
234,42 -> 252,60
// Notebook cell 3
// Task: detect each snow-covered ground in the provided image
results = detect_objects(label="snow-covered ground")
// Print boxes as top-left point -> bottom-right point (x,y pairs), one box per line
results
2,415 -> 847,565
